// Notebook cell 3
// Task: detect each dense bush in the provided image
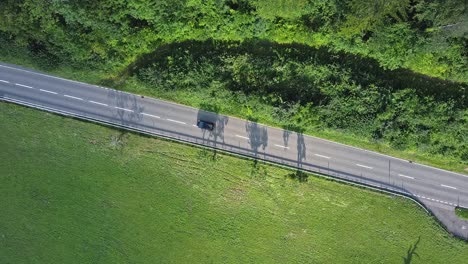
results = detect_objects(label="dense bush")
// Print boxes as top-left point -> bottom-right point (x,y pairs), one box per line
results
0,0 -> 466,81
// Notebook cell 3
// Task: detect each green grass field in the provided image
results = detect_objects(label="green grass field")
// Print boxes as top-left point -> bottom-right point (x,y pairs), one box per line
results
1,103 -> 467,263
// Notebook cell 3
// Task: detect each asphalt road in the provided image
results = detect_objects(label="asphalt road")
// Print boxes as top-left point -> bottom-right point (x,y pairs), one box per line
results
1,62 -> 467,238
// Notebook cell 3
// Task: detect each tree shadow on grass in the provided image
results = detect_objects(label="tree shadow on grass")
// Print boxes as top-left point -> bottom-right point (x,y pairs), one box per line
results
119,39 -> 467,108
403,236 -> 421,264
286,170 -> 309,183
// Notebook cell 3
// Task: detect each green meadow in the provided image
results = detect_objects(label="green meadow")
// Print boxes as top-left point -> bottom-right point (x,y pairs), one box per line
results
1,102 -> 467,263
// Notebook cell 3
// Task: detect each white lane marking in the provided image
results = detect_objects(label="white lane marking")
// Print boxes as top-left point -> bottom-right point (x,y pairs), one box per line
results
64,95 -> 83,100
0,79 -> 9,83
235,135 -> 249,140
416,195 -> 456,207
115,106 -> 133,112
314,154 -> 331,159
398,174 -> 415,179
356,164 -> 373,169
192,124 -> 198,127
89,100 -> 108,106
441,184 -> 457,190
166,119 -> 186,125
274,144 -> 289,149
141,113 -> 160,119
0,64 -> 103,88
15,83 -> 33,89
39,89 -> 58,94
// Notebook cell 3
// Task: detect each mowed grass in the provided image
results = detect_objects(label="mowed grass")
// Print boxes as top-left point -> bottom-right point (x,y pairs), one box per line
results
1,103 -> 468,264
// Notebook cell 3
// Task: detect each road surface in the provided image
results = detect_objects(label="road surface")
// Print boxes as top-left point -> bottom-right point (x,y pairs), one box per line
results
1,62 -> 467,239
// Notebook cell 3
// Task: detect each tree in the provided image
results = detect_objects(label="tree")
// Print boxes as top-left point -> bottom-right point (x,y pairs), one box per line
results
340,0 -> 411,37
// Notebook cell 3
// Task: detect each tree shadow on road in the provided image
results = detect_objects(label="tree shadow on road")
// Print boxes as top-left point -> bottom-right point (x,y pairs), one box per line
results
107,89 -> 144,126
282,124 -> 307,169
403,237 -> 421,264
296,132 -> 306,168
283,129 -> 291,148
245,121 -> 268,158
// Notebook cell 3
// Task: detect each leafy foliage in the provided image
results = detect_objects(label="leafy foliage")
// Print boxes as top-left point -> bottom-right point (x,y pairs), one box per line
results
339,0 -> 411,37
0,0 -> 466,81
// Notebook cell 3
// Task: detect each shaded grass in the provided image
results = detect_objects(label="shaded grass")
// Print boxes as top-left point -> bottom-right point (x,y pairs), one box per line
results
456,207 -> 468,220
1,102 -> 468,263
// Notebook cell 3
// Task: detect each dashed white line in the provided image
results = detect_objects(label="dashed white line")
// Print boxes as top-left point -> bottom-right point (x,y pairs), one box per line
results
441,184 -> 457,190
416,195 -> 456,206
235,135 -> 249,140
141,113 -> 160,119
398,174 -> 415,179
167,119 -> 186,125
64,95 -> 83,101
115,106 -> 133,112
39,89 -> 57,94
0,64 -> 102,88
15,83 -> 33,89
274,144 -> 289,149
356,164 -> 373,169
314,154 -> 331,159
89,101 -> 108,106
0,79 -> 9,83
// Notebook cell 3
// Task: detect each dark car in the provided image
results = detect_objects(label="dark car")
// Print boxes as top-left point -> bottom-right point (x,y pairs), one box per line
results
197,120 -> 215,130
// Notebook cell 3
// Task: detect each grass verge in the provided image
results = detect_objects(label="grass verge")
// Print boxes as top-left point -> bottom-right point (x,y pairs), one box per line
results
456,207 -> 468,221
1,101 -> 468,263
